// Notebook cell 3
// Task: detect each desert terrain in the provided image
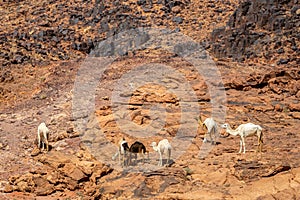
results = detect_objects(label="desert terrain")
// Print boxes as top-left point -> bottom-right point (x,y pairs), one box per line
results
0,0 -> 300,199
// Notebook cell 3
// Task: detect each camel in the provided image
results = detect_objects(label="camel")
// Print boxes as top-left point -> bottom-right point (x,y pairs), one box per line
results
221,123 -> 263,153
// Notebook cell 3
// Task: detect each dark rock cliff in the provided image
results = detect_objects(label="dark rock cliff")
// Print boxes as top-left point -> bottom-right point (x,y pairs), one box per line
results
211,0 -> 300,65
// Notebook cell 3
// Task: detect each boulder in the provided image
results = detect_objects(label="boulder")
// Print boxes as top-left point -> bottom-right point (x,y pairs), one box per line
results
33,176 -> 54,196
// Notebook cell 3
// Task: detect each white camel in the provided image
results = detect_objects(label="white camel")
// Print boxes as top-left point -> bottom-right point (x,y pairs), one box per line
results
221,123 -> 263,153
37,122 -> 49,151
199,116 -> 218,144
150,139 -> 172,166
112,138 -> 130,166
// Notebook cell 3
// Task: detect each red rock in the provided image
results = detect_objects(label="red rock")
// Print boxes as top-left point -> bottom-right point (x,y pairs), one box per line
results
3,184 -> 13,193
172,6 -> 181,14
289,103 -> 300,111
62,163 -> 87,181
31,148 -> 41,157
274,104 -> 283,112
296,90 -> 300,98
1,0 -> 300,199
33,177 -> 54,196
292,112 -> 300,119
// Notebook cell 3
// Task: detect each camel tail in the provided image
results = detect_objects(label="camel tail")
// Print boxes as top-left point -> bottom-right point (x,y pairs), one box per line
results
257,126 -> 264,143
255,127 -> 263,153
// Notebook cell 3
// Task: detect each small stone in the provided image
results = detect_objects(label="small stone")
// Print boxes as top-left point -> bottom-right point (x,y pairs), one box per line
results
3,184 -> 13,193
67,127 -> 74,133
17,181 -> 33,192
292,112 -> 300,119
274,104 -> 282,112
5,145 -> 10,151
277,48 -> 284,54
214,8 -> 223,13
36,110 -> 43,115
296,90 -> 300,98
142,7 -> 152,12
213,161 -> 219,165
46,173 -> 59,184
102,96 -> 109,100
277,58 -> 289,65
291,46 -> 298,51
137,0 -> 146,6
289,103 -> 300,111
171,6 -> 181,13
173,16 -> 183,24
31,148 -> 41,157
174,27 -> 180,33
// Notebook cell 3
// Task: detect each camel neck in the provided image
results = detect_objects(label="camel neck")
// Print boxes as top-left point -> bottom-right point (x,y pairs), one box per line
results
226,125 -> 240,136
152,146 -> 159,152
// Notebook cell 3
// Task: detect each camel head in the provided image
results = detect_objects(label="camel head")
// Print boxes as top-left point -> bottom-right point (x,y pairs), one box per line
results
221,123 -> 229,129
219,123 -> 230,138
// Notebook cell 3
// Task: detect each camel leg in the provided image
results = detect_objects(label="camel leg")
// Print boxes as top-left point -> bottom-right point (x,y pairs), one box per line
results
209,131 -> 213,145
131,153 -> 135,165
45,139 -> 49,152
112,151 -> 118,160
239,139 -> 243,153
45,132 -> 49,151
121,153 -> 124,167
134,153 -> 137,164
256,137 -> 260,152
142,150 -> 145,163
124,152 -> 128,166
129,152 -> 132,165
258,134 -> 263,153
203,135 -> 208,143
211,128 -> 216,145
258,139 -> 263,153
241,137 -> 246,154
167,149 -> 171,165
122,153 -> 126,167
38,131 -> 41,149
118,150 -> 121,165
159,152 -> 162,166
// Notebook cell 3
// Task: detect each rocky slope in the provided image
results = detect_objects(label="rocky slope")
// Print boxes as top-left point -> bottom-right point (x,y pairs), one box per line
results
0,0 -> 240,108
211,0 -> 300,65
0,0 -> 300,199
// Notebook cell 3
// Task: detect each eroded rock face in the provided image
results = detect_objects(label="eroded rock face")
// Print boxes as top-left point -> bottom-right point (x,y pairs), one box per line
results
211,0 -> 300,65
5,150 -> 112,197
0,0 -> 193,67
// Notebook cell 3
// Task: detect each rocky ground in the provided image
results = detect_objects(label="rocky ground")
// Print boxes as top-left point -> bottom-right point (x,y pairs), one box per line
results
0,0 -> 300,199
